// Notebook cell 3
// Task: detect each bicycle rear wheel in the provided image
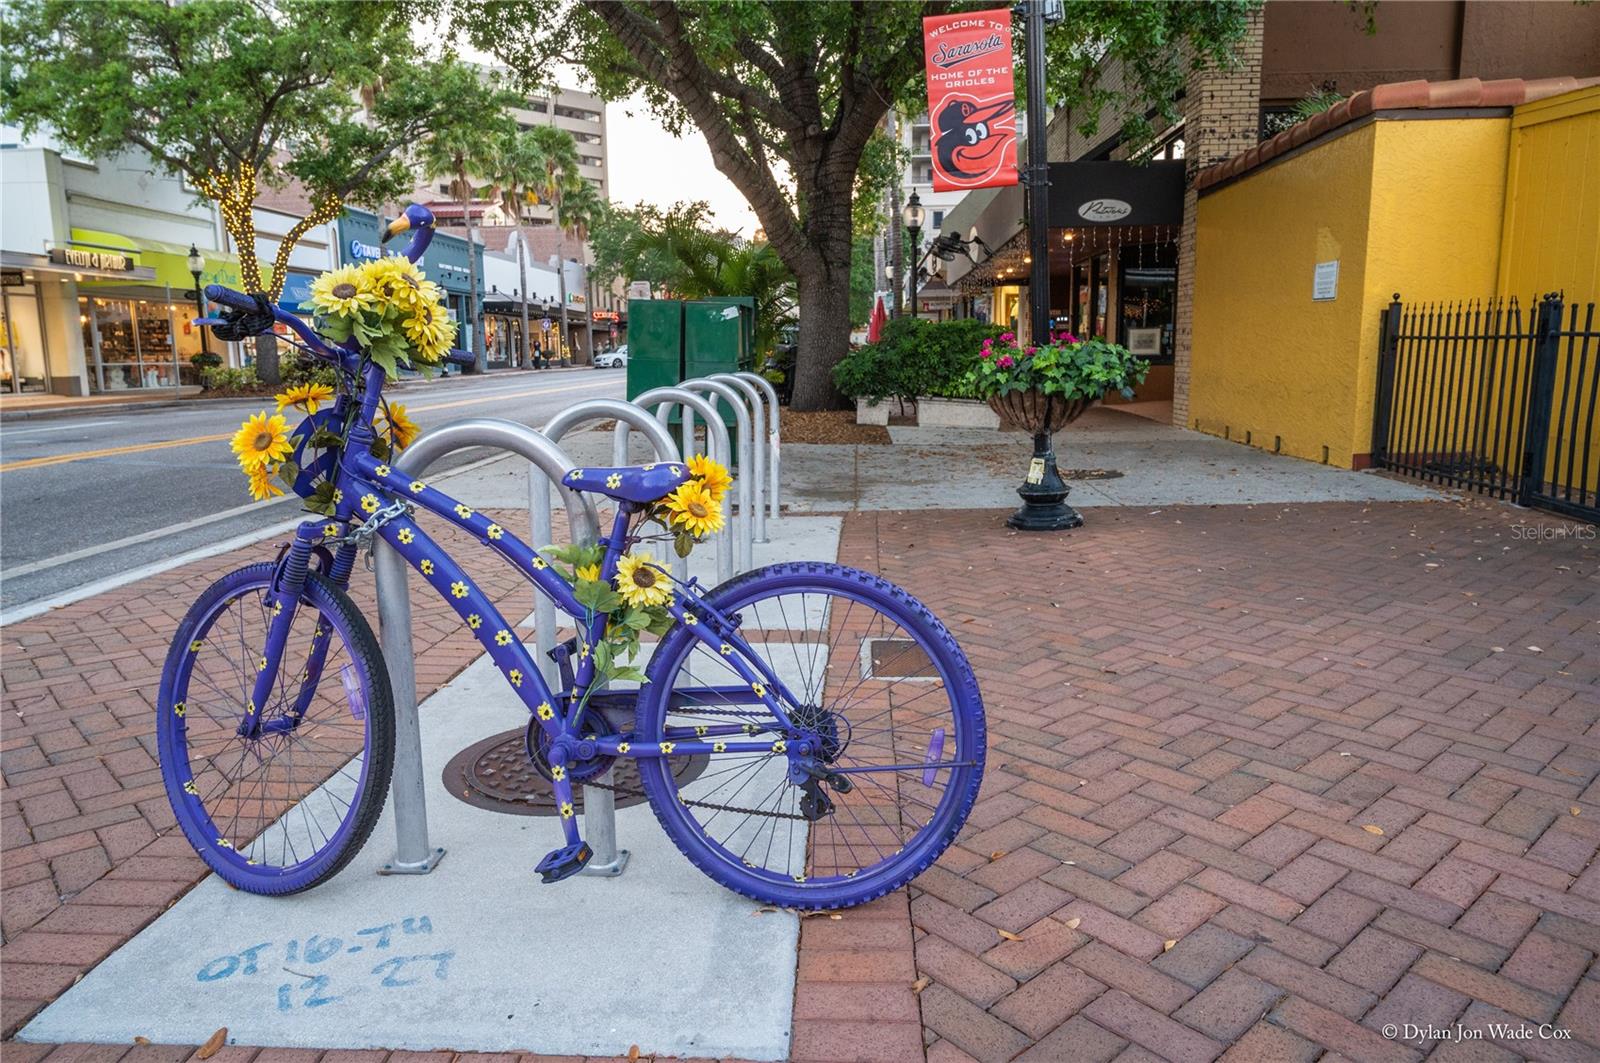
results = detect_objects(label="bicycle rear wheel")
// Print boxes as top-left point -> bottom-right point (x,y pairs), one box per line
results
635,562 -> 985,909
157,562 -> 394,894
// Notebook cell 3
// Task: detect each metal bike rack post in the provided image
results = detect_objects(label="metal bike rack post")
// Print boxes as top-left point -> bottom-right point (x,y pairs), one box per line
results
708,373 -> 767,542
734,371 -> 782,520
613,386 -> 735,584
535,398 -> 681,878
680,377 -> 755,572
374,418 -> 601,876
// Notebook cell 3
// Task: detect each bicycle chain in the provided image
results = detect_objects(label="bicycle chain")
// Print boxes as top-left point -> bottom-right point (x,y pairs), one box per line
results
580,766 -> 813,821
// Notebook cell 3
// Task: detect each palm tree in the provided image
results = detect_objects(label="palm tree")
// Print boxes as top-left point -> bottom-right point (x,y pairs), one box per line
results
556,178 -> 607,360
418,99 -> 512,372
524,124 -> 583,362
487,128 -> 548,367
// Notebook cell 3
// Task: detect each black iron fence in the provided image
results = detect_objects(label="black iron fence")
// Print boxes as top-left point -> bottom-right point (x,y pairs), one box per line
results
1372,293 -> 1598,523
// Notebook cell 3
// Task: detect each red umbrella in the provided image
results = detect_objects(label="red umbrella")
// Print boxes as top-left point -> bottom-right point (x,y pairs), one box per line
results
867,293 -> 887,343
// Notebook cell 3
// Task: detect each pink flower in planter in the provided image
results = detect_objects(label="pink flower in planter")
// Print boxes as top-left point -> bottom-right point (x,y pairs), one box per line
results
1062,333 -> 1079,344
980,348 -> 992,359
999,332 -> 1015,343
1025,346 -> 1037,356
997,355 -> 1015,368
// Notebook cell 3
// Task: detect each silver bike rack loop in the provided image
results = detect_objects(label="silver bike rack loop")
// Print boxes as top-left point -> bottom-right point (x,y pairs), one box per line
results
680,377 -> 755,572
734,371 -> 782,521
614,386 -> 736,585
375,417 -> 601,877
707,373 -> 768,542
534,398 -> 681,879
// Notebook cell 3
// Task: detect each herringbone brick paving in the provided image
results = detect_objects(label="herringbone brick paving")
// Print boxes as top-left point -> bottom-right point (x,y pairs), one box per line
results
4,497 -> 1597,1063
829,502 -> 1597,1063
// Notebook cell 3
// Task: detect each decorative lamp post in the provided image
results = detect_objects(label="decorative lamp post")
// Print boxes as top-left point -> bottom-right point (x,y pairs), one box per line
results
187,244 -> 210,356
902,190 -> 926,320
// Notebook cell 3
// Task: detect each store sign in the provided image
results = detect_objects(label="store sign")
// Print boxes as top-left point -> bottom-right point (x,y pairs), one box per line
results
51,247 -> 134,271
922,9 -> 1019,192
1313,260 -> 1339,301
348,238 -> 384,261
1048,162 -> 1184,227
1,270 -> 24,287
1077,198 -> 1133,223
592,310 -> 619,322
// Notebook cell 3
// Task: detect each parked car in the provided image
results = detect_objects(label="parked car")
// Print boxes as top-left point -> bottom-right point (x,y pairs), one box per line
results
594,345 -> 628,369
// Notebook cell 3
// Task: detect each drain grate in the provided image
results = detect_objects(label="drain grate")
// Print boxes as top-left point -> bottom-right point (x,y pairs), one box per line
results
443,728 -> 705,816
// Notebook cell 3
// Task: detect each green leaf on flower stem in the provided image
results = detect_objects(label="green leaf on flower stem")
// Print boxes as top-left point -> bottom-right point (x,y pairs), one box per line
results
610,666 -> 649,685
674,531 -> 695,558
309,427 -> 345,449
275,460 -> 300,488
620,607 -> 652,631
646,610 -> 676,637
573,579 -> 622,614
594,640 -> 613,672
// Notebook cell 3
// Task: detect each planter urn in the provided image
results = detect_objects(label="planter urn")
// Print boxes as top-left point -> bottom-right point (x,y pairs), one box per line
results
987,390 -> 1096,531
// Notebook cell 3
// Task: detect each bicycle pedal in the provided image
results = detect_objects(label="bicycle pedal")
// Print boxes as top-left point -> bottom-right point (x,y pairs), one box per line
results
534,841 -> 592,883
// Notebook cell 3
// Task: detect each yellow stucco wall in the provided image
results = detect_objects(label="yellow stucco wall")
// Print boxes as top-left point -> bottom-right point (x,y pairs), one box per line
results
1190,116 -> 1510,467
1498,86 -> 1600,302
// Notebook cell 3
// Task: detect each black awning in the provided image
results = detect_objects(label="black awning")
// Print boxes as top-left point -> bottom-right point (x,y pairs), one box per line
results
1048,161 -> 1185,227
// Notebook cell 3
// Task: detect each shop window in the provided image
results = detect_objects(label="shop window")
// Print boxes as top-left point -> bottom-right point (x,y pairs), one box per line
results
1117,242 -> 1177,363
1,285 -> 50,393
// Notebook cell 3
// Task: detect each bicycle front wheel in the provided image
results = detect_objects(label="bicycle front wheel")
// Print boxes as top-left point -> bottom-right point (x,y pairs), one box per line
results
636,562 -> 985,909
156,562 -> 394,894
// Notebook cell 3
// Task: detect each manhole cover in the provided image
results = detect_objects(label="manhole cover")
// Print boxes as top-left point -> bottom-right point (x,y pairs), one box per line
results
443,728 -> 706,816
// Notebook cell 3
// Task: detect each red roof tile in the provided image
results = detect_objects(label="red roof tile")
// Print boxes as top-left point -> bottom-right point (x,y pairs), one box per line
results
1196,75 -> 1600,192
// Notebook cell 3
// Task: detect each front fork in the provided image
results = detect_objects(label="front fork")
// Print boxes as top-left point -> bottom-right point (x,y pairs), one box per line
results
239,525 -> 353,739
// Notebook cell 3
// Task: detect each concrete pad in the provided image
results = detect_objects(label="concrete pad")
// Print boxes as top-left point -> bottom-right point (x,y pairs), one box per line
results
19,649 -> 807,1059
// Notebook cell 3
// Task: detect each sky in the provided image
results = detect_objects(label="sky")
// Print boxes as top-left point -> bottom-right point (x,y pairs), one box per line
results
603,96 -> 763,236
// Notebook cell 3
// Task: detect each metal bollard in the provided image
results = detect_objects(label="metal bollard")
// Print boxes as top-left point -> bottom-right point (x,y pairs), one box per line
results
615,386 -> 735,585
680,377 -> 755,572
536,398 -> 681,877
375,417 -> 599,876
734,371 -> 781,521
708,374 -> 767,542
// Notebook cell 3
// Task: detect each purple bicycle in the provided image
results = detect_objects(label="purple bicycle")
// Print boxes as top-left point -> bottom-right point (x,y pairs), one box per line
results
156,205 -> 985,909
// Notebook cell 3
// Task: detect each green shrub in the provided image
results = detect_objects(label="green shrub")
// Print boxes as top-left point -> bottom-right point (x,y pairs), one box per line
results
832,318 -> 1000,405
189,351 -> 223,371
279,349 -> 338,392
201,365 -> 261,393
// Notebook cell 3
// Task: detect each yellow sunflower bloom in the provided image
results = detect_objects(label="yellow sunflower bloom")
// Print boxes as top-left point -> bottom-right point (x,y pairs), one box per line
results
379,403 -> 420,449
615,552 -> 672,608
246,463 -> 283,501
687,454 -> 733,502
359,256 -> 425,308
231,411 -> 292,470
664,480 -> 725,537
309,265 -> 377,319
575,563 -> 601,583
273,382 -> 335,414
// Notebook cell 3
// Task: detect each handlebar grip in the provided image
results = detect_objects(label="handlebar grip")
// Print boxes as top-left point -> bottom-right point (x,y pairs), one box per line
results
443,348 -> 476,368
204,285 -> 259,312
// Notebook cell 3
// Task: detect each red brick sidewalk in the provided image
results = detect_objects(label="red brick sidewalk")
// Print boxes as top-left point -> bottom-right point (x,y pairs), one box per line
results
5,498 -> 1599,1062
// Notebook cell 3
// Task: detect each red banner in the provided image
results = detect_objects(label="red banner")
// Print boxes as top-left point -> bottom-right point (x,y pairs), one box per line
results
922,9 -> 1019,192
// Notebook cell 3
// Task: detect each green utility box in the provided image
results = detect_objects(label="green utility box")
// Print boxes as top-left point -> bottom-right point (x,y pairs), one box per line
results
625,298 -> 684,400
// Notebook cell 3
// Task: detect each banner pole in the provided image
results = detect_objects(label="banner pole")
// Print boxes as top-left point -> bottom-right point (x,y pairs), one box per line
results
1023,0 -> 1051,348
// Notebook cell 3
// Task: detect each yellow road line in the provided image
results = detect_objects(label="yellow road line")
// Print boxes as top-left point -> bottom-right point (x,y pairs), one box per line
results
0,378 -> 610,473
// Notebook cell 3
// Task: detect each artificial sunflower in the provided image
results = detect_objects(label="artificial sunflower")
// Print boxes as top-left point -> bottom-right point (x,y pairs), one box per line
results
687,453 -> 733,503
308,265 -> 377,319
379,403 -> 420,449
231,411 -> 292,470
275,382 -> 335,414
575,563 -> 602,583
663,480 -> 725,537
359,255 -> 426,306
246,463 -> 284,501
614,552 -> 672,608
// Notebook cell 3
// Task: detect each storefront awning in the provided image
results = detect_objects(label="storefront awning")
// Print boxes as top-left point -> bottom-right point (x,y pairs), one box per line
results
70,229 -> 246,292
0,248 -> 157,283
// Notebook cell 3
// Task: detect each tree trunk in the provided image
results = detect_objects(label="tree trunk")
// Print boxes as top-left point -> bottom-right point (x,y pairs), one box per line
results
516,228 -> 530,369
459,175 -> 486,373
789,258 -> 854,411
254,333 -> 280,387
583,273 -> 596,362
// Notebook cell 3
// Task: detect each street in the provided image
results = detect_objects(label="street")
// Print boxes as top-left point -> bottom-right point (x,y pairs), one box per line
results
0,369 -> 625,612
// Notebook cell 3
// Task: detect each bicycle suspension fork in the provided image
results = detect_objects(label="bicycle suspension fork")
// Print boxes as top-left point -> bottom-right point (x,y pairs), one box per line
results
239,523 -> 327,739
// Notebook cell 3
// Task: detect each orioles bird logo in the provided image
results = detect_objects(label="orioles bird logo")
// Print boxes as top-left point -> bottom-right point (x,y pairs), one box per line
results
934,96 -> 1016,184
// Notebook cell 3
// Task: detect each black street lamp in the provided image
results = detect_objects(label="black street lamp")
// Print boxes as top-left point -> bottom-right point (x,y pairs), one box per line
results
902,190 -> 926,320
187,244 -> 210,356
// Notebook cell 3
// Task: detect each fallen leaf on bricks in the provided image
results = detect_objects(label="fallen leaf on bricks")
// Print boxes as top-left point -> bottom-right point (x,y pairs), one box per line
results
912,976 -> 931,993
997,929 -> 1023,942
628,1046 -> 642,1062
989,850 -> 1007,861
196,1028 -> 228,1060
133,1038 -> 150,1046
1163,940 -> 1177,952
1361,825 -> 1385,836
1573,807 -> 1582,816
1065,917 -> 1082,929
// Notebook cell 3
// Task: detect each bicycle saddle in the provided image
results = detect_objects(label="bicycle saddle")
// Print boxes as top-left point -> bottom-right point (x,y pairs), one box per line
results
562,462 -> 689,503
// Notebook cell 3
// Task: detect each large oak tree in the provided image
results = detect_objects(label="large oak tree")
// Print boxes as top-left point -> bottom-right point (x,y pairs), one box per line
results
451,0 -> 1254,408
